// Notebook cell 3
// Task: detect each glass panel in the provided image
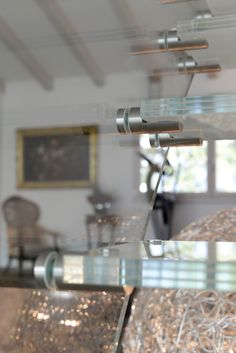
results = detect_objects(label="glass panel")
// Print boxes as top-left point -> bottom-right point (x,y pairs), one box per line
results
177,14 -> 236,73
178,14 -> 236,33
141,94 -> 236,140
216,140 -> 236,192
17,241 -> 236,292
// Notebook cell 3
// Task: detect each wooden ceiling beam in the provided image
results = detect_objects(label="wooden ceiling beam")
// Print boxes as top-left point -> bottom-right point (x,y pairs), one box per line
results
0,15 -> 53,90
0,78 -> 6,94
110,0 -> 158,68
110,0 -> 140,31
35,0 -> 105,86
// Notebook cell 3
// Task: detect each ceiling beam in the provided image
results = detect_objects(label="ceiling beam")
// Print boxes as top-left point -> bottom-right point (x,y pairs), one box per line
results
35,0 -> 105,86
0,78 -> 6,94
109,0 -> 158,68
0,15 -> 53,90
110,0 -> 141,31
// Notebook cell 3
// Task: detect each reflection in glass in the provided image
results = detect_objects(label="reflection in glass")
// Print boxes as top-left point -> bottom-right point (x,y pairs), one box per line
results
0,288 -> 124,353
140,135 -> 207,193
140,94 -> 236,140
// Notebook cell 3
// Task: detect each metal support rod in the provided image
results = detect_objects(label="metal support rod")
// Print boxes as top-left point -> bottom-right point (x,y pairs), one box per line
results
182,64 -> 221,75
132,39 -> 208,54
113,287 -> 135,353
161,0 -> 200,3
150,63 -> 221,80
159,137 -> 203,147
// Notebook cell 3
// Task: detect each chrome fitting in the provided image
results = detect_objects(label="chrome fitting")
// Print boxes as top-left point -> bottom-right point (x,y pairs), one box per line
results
132,30 -> 208,55
149,133 -> 160,148
116,107 -> 183,135
34,251 -> 58,289
158,29 -> 209,52
178,56 -> 221,75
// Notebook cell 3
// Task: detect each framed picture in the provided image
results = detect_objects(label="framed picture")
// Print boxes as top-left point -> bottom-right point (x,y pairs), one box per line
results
16,125 -> 97,189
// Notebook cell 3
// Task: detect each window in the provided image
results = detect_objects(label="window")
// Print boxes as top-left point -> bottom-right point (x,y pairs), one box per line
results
139,135 -> 236,195
216,140 -> 236,192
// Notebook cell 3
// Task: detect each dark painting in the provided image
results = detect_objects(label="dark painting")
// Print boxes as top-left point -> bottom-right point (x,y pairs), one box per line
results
17,126 -> 97,188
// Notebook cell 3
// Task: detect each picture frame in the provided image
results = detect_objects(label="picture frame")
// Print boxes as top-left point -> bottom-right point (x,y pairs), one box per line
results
16,125 -> 97,189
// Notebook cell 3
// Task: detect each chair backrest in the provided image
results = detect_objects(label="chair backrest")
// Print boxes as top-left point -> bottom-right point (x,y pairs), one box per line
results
3,196 -> 40,228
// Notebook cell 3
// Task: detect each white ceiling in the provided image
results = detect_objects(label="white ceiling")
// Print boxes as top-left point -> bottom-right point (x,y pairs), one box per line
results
206,0 -> 236,15
0,0 -> 233,87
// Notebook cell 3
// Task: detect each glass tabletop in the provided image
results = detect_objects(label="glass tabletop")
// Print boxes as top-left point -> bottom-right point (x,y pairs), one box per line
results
140,94 -> 236,140
2,239 -> 236,292
51,241 -> 236,291
28,240 -> 236,292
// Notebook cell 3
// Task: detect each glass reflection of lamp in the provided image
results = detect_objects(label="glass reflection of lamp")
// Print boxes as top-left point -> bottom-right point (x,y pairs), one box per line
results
139,151 -> 174,198
5,289 -> 125,353
86,188 -> 116,248
87,188 -> 113,216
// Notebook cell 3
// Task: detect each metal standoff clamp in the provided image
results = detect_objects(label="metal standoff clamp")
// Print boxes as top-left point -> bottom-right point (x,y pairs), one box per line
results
177,56 -> 221,75
116,107 -> 183,135
157,30 -> 208,52
34,251 -> 58,289
132,30 -> 208,55
149,133 -> 160,148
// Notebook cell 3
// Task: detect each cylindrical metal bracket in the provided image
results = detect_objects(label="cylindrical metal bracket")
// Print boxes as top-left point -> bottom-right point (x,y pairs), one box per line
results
178,56 -> 221,75
157,30 -> 179,50
116,107 -> 143,134
149,133 -> 160,148
34,251 -> 58,289
132,30 -> 208,55
116,107 -> 183,135
178,56 -> 196,71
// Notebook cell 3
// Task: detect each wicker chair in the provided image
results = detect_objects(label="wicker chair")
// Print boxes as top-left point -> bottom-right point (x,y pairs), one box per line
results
3,196 -> 59,275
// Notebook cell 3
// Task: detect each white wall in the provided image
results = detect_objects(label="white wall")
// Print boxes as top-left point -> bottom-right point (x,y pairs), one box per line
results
0,72 -> 148,263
